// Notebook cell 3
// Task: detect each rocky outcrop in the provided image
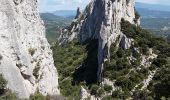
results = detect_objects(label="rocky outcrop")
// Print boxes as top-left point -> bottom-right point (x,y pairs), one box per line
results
59,0 -> 138,82
140,49 -> 157,67
80,86 -> 90,100
75,7 -> 81,19
80,86 -> 101,100
0,0 -> 59,98
119,34 -> 134,49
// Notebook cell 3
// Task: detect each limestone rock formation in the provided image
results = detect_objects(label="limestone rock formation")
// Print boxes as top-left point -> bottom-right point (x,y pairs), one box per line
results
75,7 -> 81,19
0,0 -> 59,98
59,0 -> 139,82
80,86 -> 101,100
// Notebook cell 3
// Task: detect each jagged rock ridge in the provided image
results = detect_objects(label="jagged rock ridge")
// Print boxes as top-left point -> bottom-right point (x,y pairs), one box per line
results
59,0 -> 138,82
0,0 -> 59,98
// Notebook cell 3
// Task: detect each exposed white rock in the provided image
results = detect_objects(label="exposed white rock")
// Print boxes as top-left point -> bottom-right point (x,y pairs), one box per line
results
59,0 -> 138,82
80,86 -> 101,100
0,0 -> 59,98
80,86 -> 90,100
103,78 -> 117,91
141,49 -> 157,68
119,34 -> 134,49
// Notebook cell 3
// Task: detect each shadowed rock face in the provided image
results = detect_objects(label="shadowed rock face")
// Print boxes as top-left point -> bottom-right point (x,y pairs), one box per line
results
59,0 -> 138,82
75,7 -> 81,19
0,0 -> 59,98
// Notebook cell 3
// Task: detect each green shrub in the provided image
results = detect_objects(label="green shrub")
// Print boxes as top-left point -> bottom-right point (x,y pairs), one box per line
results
121,19 -> 137,38
90,84 -> 99,95
115,77 -> 135,91
59,79 -> 81,99
152,58 -> 167,67
46,95 -> 65,100
97,88 -> 105,97
30,92 -> 46,100
0,90 -> 18,100
116,48 -> 125,58
28,48 -> 36,56
102,96 -> 112,100
52,40 -> 87,99
0,74 -> 7,95
103,85 -> 112,93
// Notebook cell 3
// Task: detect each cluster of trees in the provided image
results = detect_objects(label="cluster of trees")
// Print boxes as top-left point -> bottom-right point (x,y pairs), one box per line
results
52,39 -> 119,99
89,84 -> 113,97
52,40 -> 87,99
49,18 -> 170,99
0,74 -> 7,95
104,44 -> 150,98
101,19 -> 170,99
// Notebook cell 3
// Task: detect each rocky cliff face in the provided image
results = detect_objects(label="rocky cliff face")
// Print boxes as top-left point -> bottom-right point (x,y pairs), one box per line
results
59,0 -> 138,82
0,0 -> 59,98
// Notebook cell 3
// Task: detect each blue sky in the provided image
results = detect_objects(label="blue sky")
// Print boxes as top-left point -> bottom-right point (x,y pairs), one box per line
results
38,0 -> 170,12
39,0 -> 90,12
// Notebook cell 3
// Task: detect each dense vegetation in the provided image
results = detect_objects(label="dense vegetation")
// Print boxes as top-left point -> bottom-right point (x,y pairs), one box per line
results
52,40 -> 87,99
103,19 -> 170,99
52,39 -> 126,99
48,14 -> 170,99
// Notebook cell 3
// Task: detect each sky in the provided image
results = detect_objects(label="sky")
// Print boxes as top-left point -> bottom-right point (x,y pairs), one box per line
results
136,0 -> 170,5
38,0 -> 170,12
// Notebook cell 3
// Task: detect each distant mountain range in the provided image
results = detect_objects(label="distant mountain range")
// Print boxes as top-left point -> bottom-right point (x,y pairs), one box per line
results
137,8 -> 170,18
136,2 -> 170,18
40,2 -> 170,43
40,13 -> 73,43
47,2 -> 170,18
52,10 -> 76,17
136,2 -> 170,12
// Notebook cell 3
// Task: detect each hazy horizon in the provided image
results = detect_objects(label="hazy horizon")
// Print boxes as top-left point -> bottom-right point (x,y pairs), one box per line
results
38,0 -> 170,13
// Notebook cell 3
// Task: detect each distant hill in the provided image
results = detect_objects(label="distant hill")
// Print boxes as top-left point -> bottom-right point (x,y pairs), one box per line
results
135,2 -> 170,18
141,18 -> 170,36
52,10 -> 76,17
40,13 -> 73,43
136,8 -> 170,18
45,3 -> 170,18
136,2 -> 170,12
40,13 -> 63,21
40,3 -> 170,43
40,13 -> 74,22
135,3 -> 170,39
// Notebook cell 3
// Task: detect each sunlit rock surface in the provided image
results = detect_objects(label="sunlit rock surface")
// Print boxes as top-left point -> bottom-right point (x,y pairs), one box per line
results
59,0 -> 138,82
0,0 -> 59,98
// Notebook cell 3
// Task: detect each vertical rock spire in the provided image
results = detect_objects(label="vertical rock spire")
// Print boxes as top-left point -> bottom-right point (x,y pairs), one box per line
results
59,0 -> 138,83
75,7 -> 81,19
